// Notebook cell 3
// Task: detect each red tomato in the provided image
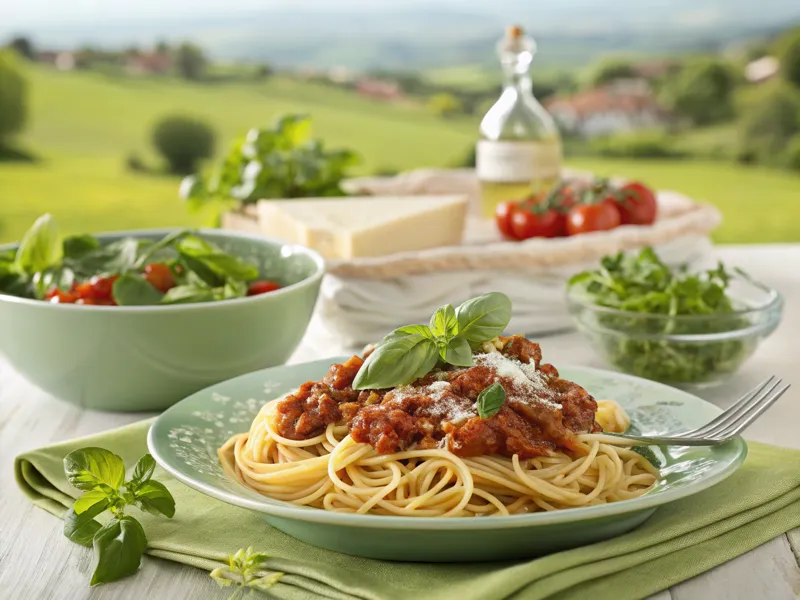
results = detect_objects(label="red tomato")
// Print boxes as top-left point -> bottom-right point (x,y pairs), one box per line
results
494,202 -> 519,239
143,263 -> 176,293
558,180 -> 587,210
48,290 -> 79,304
89,275 -> 118,301
511,208 -> 565,239
566,200 -> 621,235
247,280 -> 281,296
616,182 -> 657,225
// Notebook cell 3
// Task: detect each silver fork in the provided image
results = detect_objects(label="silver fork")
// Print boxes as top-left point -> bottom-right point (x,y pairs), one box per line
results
606,377 -> 791,446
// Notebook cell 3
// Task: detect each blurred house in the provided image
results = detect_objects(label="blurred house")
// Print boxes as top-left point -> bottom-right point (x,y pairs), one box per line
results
328,65 -> 356,84
356,78 -> 403,101
744,56 -> 779,83
631,59 -> 678,81
37,50 -> 76,71
126,52 -> 173,76
546,80 -> 666,138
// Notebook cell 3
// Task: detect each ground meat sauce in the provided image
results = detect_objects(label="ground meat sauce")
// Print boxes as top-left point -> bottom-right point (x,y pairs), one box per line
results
274,335 -> 600,458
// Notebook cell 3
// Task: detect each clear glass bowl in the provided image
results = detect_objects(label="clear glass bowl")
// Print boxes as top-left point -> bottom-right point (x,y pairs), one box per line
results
566,277 -> 783,388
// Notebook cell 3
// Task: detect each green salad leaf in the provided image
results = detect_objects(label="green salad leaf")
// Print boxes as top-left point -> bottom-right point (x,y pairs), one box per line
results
62,448 -> 176,586
112,274 -> 166,306
14,213 -> 63,275
568,248 -> 753,384
352,292 -> 512,390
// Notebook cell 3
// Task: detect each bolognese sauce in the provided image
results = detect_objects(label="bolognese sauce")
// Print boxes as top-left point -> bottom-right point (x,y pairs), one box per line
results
274,335 -> 599,459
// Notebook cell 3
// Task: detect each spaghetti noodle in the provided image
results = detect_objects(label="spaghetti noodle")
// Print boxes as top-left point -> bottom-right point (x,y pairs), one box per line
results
219,337 -> 658,517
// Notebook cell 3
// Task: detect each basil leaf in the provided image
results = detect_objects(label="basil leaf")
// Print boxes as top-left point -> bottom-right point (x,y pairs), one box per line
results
632,446 -> 663,468
74,489 -> 111,515
67,238 -> 141,277
456,292 -> 512,345
444,336 -> 473,367
384,324 -> 434,341
63,234 -> 100,260
112,274 -> 164,306
352,334 -> 438,390
161,284 -> 216,304
223,279 -> 248,299
31,266 -> 74,299
128,454 -> 156,489
133,229 -> 191,269
64,499 -> 109,547
178,254 -> 223,287
90,516 -> 147,586
64,448 -> 126,492
177,235 -> 259,281
14,213 -> 63,274
429,304 -> 458,339
476,382 -> 506,419
132,480 -> 176,518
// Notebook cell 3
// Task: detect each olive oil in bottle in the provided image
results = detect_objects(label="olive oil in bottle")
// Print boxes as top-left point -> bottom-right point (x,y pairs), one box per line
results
476,25 -> 562,218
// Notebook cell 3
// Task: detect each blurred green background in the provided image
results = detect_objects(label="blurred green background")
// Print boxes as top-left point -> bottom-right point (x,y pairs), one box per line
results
1,1 -> 800,244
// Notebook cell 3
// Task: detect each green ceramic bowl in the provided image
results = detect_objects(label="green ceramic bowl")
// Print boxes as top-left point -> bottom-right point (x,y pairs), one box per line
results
0,229 -> 324,412
148,359 -> 747,562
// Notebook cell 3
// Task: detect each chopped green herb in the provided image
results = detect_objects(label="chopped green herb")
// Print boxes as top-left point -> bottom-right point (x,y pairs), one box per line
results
568,248 -> 755,384
631,446 -> 663,468
210,547 -> 283,599
477,382 -> 507,419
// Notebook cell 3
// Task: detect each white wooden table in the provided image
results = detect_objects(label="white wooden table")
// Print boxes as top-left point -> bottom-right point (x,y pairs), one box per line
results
1,244 -> 799,600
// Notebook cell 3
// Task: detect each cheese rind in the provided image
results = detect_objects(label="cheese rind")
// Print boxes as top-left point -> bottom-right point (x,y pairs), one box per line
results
257,196 -> 468,259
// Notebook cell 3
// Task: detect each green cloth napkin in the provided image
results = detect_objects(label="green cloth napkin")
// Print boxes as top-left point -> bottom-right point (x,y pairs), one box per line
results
15,419 -> 800,600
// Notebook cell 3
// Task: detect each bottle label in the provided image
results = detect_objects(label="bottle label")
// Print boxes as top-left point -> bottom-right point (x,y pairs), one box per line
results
476,140 -> 561,182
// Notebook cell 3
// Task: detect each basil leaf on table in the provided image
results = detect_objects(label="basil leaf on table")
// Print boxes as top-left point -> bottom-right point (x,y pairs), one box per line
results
455,292 -> 512,346
63,234 -> 100,260
112,274 -> 165,306
353,333 -> 439,390
64,500 -> 109,547
132,480 -> 176,518
128,454 -> 156,489
476,382 -> 506,419
14,213 -> 63,275
64,448 -> 126,492
74,489 -> 112,515
90,516 -> 148,586
429,304 -> 458,339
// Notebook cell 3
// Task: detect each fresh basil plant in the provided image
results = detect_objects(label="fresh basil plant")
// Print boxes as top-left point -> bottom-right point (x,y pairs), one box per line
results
352,292 -> 512,390
62,448 -> 176,586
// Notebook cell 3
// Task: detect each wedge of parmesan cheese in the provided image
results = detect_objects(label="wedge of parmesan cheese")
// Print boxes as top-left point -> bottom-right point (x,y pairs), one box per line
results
256,195 -> 468,259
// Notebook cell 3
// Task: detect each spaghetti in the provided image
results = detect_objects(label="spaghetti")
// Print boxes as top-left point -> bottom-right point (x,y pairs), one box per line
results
219,336 -> 658,517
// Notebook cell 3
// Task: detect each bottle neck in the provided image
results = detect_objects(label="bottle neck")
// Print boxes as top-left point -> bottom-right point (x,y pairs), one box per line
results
502,71 -> 533,96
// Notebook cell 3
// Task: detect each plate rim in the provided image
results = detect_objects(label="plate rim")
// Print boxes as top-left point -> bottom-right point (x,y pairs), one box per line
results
148,358 -> 748,531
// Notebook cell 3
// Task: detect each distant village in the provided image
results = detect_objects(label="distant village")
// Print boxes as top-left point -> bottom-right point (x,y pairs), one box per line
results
32,42 -> 783,140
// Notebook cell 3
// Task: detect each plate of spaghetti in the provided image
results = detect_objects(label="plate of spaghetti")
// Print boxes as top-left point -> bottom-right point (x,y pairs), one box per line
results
149,293 -> 747,561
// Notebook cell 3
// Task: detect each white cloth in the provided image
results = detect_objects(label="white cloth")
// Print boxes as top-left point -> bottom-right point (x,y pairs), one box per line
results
314,233 -> 715,347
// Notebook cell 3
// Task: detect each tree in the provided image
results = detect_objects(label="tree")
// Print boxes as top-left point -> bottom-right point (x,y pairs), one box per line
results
0,49 -> 28,146
661,60 -> 736,126
589,59 -> 636,87
9,36 -> 35,60
427,93 -> 463,118
779,29 -> 800,89
175,43 -> 206,81
151,115 -> 216,174
155,40 -> 170,54
738,84 -> 800,166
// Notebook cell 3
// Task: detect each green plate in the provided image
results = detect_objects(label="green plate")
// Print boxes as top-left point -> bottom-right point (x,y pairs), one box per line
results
148,358 -> 747,562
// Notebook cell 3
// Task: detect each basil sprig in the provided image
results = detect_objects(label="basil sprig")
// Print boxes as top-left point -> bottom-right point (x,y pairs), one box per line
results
352,292 -> 511,390
62,448 -> 176,586
210,547 -> 283,598
477,382 -> 507,419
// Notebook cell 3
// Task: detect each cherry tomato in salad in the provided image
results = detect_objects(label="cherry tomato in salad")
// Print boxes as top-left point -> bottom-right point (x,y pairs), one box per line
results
615,182 -> 657,225
247,280 -> 281,296
143,263 -> 175,293
88,275 -> 118,301
566,200 -> 621,235
47,289 -> 79,304
494,201 -> 519,240
511,208 -> 565,239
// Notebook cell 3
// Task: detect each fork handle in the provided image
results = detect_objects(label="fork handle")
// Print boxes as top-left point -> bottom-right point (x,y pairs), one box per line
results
603,433 -> 726,447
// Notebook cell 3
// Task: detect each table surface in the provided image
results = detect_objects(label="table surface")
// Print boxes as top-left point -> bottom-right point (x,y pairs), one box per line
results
1,244 -> 799,600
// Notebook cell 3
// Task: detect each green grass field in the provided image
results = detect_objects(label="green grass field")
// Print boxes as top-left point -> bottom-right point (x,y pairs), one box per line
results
1,64 -> 799,244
